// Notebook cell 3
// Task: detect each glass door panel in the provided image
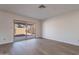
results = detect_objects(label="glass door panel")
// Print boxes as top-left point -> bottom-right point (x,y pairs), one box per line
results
26,24 -> 35,38
15,23 -> 26,37
14,21 -> 36,42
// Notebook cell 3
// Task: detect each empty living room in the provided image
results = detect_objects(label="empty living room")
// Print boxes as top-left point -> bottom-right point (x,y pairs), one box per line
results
1,4 -> 79,55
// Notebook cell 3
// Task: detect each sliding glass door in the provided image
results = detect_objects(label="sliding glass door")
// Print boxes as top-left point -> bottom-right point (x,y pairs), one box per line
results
15,23 -> 26,37
26,24 -> 35,38
14,20 -> 35,42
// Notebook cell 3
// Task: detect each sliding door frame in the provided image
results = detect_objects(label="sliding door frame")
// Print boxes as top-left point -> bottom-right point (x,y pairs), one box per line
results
13,19 -> 36,42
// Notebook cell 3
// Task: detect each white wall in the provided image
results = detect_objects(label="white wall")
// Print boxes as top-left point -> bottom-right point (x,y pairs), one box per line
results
0,11 -> 41,45
42,10 -> 79,46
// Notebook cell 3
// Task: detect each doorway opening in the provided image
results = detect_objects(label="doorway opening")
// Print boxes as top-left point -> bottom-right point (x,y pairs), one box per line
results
14,20 -> 36,42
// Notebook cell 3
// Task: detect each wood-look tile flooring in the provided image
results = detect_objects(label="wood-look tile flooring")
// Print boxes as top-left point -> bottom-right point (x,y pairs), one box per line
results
0,38 -> 79,55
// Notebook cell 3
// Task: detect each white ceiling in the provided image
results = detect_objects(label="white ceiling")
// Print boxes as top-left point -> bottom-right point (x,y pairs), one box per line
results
0,4 -> 79,20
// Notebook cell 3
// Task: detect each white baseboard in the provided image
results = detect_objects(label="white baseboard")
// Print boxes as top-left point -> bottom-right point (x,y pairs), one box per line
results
42,37 -> 79,46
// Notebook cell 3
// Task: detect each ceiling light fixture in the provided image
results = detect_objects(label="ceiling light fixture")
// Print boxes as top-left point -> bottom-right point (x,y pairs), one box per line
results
39,4 -> 46,8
